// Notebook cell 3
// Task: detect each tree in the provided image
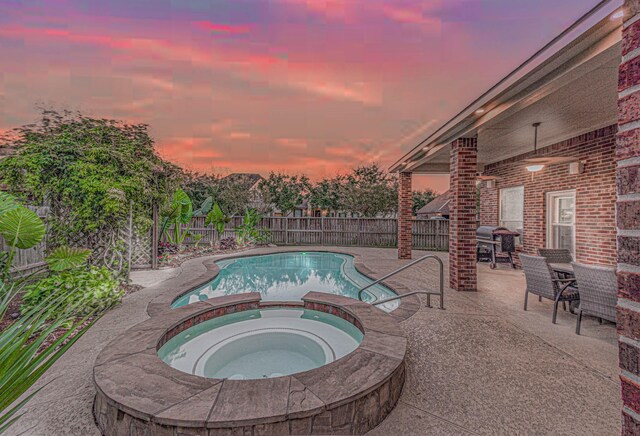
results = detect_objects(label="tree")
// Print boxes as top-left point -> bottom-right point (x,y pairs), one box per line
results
307,177 -> 344,213
340,164 -> 398,217
258,173 -> 310,215
412,189 -> 438,215
182,172 -> 254,217
0,110 -> 180,246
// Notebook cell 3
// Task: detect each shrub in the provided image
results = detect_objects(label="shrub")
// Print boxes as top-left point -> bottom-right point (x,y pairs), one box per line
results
21,267 -> 122,319
218,237 -> 237,251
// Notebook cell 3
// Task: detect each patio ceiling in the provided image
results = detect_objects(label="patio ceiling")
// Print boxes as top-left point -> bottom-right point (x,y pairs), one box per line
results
391,0 -> 623,174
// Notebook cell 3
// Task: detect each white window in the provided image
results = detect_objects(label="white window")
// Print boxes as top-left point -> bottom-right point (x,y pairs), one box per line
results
500,186 -> 524,244
546,190 -> 576,256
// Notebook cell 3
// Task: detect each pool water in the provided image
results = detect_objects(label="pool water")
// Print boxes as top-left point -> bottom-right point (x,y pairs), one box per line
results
158,308 -> 364,379
171,252 -> 398,311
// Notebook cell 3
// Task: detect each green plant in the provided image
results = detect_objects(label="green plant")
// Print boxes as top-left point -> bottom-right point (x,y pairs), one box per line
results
161,189 -> 193,246
44,246 -> 91,272
235,209 -> 269,245
0,110 -> 180,247
21,267 -> 122,320
193,196 -> 213,217
0,280 -> 94,431
205,204 -> 230,239
0,192 -> 46,279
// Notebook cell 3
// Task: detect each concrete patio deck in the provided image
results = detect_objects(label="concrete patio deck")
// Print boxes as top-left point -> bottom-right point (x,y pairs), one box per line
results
6,247 -> 619,435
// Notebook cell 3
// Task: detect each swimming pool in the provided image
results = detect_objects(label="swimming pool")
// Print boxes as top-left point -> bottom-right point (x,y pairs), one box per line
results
171,252 -> 399,311
158,308 -> 364,380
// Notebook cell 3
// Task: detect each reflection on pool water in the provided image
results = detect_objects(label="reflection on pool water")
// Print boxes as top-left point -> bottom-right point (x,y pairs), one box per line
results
171,252 -> 398,311
158,308 -> 364,379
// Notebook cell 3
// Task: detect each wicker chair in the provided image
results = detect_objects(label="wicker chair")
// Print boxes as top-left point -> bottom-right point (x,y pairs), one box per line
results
520,254 -> 580,324
571,262 -> 617,335
537,248 -> 573,264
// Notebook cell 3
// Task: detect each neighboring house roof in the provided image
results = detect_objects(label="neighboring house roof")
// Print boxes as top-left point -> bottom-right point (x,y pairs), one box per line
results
221,173 -> 264,190
417,191 -> 450,216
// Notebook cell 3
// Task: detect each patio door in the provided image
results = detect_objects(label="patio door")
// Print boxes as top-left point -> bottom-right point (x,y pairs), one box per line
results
546,190 -> 576,256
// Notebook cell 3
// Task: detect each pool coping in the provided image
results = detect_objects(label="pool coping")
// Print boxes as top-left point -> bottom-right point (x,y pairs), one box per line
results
93,292 -> 407,435
146,248 -> 422,321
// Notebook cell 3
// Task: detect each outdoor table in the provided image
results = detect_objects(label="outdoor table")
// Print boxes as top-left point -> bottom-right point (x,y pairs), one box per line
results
549,263 -> 574,275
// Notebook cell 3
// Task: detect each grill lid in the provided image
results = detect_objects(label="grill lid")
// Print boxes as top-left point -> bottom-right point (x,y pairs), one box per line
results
477,226 -> 513,240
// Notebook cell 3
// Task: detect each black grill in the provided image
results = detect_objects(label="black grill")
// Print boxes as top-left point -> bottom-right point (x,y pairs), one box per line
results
477,226 -> 520,269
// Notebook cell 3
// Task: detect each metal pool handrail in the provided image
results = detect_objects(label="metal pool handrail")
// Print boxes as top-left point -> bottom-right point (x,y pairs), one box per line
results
357,255 -> 445,310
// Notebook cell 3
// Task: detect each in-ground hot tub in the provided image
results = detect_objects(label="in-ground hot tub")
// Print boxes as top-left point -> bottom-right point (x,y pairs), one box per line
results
94,292 -> 407,435
158,307 -> 363,380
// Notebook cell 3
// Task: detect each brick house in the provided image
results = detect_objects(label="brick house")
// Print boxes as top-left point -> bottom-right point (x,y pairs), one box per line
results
389,0 -> 640,429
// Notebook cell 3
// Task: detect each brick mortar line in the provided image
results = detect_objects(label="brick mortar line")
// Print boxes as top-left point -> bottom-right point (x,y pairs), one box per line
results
625,13 -> 640,29
617,119 -> 640,133
619,230 -> 640,237
623,46 -> 640,64
620,83 -> 640,99
623,406 -> 640,422
619,263 -> 640,273
619,298 -> 640,312
618,193 -> 640,201
618,156 -> 640,167
620,334 -> 640,349
622,369 -> 640,386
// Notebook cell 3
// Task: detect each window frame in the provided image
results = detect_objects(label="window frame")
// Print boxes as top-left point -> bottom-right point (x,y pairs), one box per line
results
546,189 -> 576,256
499,186 -> 525,245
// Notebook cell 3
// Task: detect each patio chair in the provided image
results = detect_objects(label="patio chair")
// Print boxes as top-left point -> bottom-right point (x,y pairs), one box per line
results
537,248 -> 574,286
537,248 -> 573,264
520,254 -> 580,324
571,262 -> 617,335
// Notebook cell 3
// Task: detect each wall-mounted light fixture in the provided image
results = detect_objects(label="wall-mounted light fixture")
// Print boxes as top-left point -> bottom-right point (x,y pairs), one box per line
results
568,161 -> 585,175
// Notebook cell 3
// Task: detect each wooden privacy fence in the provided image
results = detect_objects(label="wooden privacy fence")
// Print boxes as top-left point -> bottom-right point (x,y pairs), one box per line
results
170,217 -> 449,251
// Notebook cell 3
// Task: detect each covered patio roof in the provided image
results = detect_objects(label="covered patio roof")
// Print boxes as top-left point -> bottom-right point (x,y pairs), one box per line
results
390,0 -> 623,175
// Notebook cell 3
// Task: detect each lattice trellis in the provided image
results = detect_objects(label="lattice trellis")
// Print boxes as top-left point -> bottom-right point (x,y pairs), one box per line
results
49,203 -> 155,277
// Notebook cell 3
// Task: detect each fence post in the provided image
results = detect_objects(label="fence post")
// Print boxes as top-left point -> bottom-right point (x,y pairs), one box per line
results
151,203 -> 159,270
285,217 -> 289,245
357,217 -> 361,246
126,201 -> 133,277
321,216 -> 325,246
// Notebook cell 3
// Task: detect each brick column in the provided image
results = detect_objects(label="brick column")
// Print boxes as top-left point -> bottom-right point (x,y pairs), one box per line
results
618,2 -> 640,432
398,172 -> 413,259
449,138 -> 477,291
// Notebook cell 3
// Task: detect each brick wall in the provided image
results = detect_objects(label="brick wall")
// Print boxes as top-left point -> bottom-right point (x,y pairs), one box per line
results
479,126 -> 617,266
449,138 -> 478,291
618,1 -> 640,431
398,172 -> 413,259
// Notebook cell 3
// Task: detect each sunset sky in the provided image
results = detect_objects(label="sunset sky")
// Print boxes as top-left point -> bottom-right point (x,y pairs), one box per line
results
0,0 -> 597,192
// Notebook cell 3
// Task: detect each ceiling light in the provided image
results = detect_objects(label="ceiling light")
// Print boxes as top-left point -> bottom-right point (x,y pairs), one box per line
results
475,108 -> 485,114
526,164 -> 544,173
611,10 -> 624,20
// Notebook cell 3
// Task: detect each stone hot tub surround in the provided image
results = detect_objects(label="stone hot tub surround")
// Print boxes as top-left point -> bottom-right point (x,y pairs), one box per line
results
93,292 -> 407,435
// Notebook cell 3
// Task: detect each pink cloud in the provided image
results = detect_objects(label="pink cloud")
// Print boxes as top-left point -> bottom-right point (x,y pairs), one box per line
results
194,20 -> 251,35
279,0 -> 352,20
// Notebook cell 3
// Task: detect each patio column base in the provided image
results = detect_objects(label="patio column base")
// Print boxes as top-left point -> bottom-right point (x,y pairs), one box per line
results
449,138 -> 477,292
398,172 -> 413,260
